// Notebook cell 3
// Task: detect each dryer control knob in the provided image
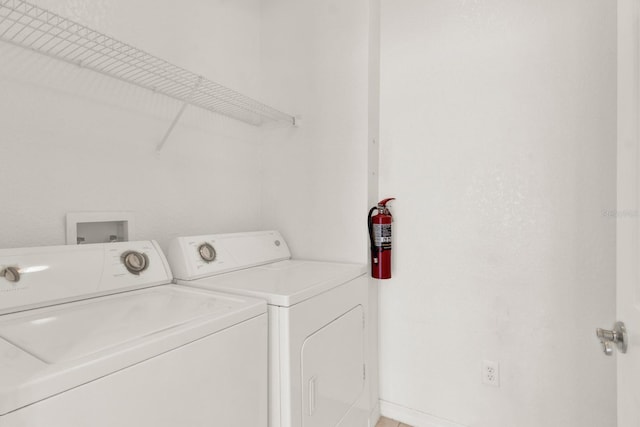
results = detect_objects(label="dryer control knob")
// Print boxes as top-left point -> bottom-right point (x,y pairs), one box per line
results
121,251 -> 149,275
1,266 -> 20,283
198,243 -> 217,263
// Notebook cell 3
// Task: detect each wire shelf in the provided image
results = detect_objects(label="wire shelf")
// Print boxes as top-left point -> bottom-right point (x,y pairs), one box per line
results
0,0 -> 296,129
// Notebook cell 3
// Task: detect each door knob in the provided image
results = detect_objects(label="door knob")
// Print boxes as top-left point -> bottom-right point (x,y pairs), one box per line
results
596,321 -> 627,356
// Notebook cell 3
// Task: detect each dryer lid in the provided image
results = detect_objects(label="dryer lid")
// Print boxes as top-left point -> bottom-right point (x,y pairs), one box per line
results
0,285 -> 266,415
177,260 -> 366,307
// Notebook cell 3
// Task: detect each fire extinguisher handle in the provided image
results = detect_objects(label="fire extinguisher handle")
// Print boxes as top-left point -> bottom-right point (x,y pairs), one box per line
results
378,198 -> 395,207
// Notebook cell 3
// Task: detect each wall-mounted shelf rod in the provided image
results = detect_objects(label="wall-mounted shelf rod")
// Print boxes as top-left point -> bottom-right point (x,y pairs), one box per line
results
156,76 -> 203,153
0,0 -> 297,148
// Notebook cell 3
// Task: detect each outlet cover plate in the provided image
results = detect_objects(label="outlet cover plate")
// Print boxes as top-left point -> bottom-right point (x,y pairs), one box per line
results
482,360 -> 500,387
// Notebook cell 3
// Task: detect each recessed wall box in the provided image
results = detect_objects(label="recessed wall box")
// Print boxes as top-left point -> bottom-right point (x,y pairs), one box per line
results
66,212 -> 135,245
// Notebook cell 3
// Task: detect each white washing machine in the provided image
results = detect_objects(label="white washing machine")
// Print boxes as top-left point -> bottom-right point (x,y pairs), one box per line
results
167,230 -> 371,427
0,240 -> 268,427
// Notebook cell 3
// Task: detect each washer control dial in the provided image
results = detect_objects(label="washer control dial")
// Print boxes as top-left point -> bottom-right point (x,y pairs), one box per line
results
121,251 -> 149,275
198,243 -> 217,263
1,266 -> 20,283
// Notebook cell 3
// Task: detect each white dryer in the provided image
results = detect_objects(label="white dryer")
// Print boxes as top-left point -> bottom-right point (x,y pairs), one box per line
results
167,230 -> 371,427
0,240 -> 267,427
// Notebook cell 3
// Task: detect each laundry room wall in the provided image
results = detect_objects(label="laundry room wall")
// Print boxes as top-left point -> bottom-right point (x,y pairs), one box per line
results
0,0 -> 266,250
258,0 -> 371,264
378,1 -> 617,427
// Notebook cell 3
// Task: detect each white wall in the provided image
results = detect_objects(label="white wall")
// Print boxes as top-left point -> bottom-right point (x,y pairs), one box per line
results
368,0 -> 382,421
0,0 -> 265,250
258,0 -> 371,264
379,1 -> 617,427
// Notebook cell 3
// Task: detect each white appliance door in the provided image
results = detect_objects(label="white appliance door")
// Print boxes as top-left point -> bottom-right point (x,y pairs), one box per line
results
617,2 -> 640,425
301,306 -> 365,427
0,315 -> 268,427
0,285 -> 265,416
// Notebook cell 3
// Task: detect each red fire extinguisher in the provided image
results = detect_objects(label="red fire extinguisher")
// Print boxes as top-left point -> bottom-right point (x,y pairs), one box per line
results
368,198 -> 395,279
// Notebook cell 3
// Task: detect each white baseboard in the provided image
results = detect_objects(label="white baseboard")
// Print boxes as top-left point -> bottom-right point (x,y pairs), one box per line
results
379,400 -> 467,427
370,402 -> 381,427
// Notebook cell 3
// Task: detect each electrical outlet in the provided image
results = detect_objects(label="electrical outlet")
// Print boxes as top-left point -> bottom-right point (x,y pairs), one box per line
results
482,360 -> 500,387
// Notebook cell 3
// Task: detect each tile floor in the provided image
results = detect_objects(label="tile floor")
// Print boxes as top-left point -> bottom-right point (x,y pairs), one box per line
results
375,416 -> 413,427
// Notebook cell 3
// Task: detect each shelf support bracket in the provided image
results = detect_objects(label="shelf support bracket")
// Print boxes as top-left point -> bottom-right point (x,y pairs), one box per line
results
156,76 -> 203,153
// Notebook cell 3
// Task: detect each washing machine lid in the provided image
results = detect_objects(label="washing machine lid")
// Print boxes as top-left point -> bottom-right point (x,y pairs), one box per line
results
177,260 -> 366,307
0,284 -> 266,415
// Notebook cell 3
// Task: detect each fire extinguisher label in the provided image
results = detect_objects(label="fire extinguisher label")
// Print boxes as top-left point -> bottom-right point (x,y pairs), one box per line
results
373,224 -> 392,250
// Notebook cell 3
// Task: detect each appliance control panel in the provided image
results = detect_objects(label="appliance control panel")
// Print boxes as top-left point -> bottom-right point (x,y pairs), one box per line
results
167,230 -> 291,280
0,241 -> 172,315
